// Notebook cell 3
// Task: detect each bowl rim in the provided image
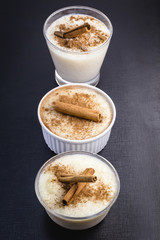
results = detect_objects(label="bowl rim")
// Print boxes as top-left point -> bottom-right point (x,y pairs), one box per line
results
43,5 -> 113,55
35,151 -> 120,220
37,83 -> 116,144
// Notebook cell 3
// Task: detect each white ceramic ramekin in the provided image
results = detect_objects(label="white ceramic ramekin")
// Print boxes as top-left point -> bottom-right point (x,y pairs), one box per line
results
37,84 -> 116,154
35,151 -> 120,230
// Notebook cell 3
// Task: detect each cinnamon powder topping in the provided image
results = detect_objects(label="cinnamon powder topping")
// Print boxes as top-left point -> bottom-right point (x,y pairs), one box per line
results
50,15 -> 109,52
44,163 -> 113,207
40,86 -> 112,140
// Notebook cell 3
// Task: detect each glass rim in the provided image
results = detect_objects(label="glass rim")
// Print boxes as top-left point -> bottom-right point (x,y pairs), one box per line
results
43,5 -> 113,55
35,151 -> 120,221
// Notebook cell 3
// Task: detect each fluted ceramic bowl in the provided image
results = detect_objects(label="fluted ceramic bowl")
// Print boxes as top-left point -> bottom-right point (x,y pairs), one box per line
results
37,84 -> 116,154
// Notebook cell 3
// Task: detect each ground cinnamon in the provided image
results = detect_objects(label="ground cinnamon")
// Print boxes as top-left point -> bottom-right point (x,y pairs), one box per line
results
52,16 -> 109,52
55,101 -> 101,122
62,168 -> 95,205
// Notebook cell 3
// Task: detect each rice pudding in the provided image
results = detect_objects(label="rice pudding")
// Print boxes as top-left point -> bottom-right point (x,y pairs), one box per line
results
40,85 -> 112,140
47,14 -> 109,52
35,152 -> 120,229
43,6 -> 113,85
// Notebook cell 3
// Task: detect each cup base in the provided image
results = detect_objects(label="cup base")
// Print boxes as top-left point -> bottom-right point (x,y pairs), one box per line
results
55,70 -> 100,86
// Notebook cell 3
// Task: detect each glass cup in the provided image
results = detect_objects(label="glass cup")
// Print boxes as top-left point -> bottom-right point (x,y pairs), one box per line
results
43,6 -> 113,86
35,151 -> 120,230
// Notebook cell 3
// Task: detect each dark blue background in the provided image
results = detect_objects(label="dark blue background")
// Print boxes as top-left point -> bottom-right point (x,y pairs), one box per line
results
1,0 -> 160,239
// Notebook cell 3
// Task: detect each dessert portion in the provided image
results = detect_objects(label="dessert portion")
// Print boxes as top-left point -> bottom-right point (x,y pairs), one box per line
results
44,10 -> 112,84
46,14 -> 109,52
40,85 -> 113,140
38,153 -> 118,217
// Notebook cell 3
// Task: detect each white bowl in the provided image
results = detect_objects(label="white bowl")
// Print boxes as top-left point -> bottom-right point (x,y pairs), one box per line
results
35,151 -> 120,230
37,84 -> 116,154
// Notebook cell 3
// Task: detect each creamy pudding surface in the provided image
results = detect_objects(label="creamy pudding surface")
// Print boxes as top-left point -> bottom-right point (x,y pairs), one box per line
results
40,85 -> 113,140
46,14 -> 109,52
38,154 -> 117,217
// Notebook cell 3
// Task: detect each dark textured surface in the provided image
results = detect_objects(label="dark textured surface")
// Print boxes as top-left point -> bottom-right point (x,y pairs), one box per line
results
1,0 -> 160,239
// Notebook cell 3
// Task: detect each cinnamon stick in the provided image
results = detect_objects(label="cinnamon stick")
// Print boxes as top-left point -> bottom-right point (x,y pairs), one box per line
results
55,101 -> 101,122
62,168 -> 95,205
59,175 -> 97,183
54,23 -> 91,39
60,174 -> 74,177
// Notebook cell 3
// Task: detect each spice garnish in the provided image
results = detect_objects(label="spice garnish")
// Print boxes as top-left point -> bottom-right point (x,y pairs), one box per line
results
59,175 -> 97,183
54,23 -> 91,39
62,168 -> 96,205
55,101 -> 101,122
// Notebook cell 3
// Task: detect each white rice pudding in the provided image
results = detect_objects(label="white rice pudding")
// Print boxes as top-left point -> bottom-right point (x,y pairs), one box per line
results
45,14 -> 111,83
38,154 -> 118,217
40,85 -> 112,140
